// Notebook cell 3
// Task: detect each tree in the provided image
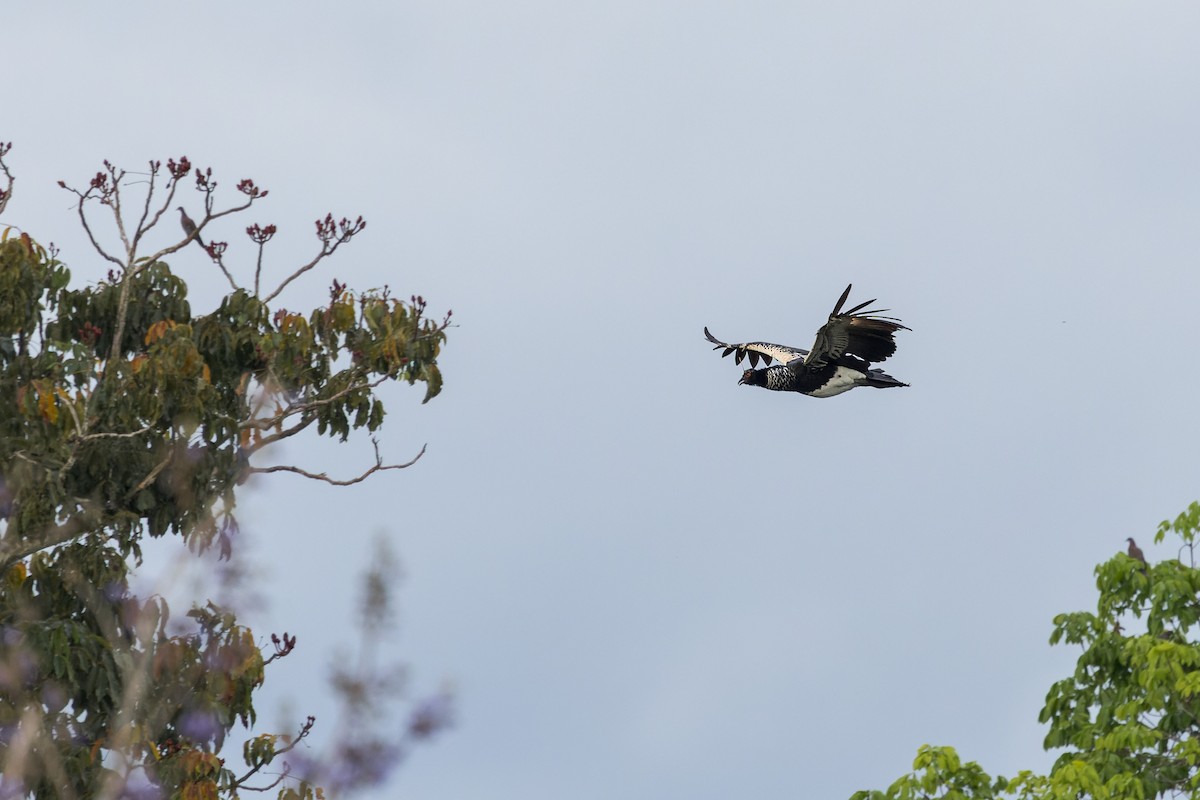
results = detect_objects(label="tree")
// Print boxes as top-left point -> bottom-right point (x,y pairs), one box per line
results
0,143 -> 452,799
852,501 -> 1200,800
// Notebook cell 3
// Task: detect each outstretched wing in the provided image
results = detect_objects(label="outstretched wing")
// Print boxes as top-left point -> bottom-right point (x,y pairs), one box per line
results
704,327 -> 809,369
804,284 -> 909,368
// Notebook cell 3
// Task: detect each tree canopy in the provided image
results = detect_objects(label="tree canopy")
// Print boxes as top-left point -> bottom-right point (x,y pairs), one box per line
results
0,144 -> 451,799
854,501 -> 1200,800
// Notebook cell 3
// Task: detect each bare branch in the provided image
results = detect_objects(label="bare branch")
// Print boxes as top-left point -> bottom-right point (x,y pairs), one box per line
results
131,157 -> 193,252
205,240 -> 240,292
248,442 -> 426,486
0,510 -> 95,573
106,162 -> 133,257
248,415 -> 317,451
62,187 -> 123,267
262,214 -> 365,303
229,716 -> 315,794
107,278 -> 134,368
237,771 -> 290,794
60,392 -> 84,436
0,141 -> 13,216
247,222 -> 276,297
129,159 -> 162,250
125,450 -> 173,498
241,374 -> 389,434
73,424 -> 154,441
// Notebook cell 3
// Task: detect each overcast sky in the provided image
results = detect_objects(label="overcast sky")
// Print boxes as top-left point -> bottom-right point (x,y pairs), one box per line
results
6,3 -> 1200,798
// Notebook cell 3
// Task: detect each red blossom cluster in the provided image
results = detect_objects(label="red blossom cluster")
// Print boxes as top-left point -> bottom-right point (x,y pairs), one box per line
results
167,156 -> 192,180
246,223 -> 277,244
237,178 -> 267,198
315,214 -> 366,245
266,632 -> 297,665
195,166 -> 215,192
77,322 -> 103,345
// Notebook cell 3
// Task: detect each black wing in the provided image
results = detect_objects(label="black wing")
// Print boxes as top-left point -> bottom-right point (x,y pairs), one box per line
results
704,327 -> 809,369
804,284 -> 908,369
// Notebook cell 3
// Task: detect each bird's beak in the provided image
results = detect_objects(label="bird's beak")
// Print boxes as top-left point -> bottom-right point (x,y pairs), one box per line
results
737,375 -> 748,385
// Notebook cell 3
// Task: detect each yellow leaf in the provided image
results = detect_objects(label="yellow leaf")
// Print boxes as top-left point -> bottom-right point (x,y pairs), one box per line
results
37,387 -> 58,423
180,781 -> 218,800
144,319 -> 177,345
5,563 -> 27,588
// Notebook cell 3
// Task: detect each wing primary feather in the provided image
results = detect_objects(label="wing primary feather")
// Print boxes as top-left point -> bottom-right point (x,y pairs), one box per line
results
843,298 -> 877,315
704,328 -> 811,369
829,284 -> 853,317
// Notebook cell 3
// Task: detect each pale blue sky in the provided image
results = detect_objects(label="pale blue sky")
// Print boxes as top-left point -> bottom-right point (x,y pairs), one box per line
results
6,3 -> 1200,797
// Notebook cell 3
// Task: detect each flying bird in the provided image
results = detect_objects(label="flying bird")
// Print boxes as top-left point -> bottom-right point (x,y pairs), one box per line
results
704,284 -> 909,398
177,206 -> 206,250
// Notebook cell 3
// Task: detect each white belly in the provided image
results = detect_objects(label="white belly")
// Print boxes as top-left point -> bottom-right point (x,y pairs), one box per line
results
808,366 -> 864,398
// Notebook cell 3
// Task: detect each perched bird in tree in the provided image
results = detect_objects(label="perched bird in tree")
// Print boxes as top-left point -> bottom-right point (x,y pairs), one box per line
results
704,284 -> 909,398
1126,537 -> 1147,567
176,206 -> 205,250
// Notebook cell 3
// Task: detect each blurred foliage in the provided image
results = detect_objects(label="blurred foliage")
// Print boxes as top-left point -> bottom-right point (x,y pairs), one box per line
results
852,501 -> 1200,800
0,153 -> 451,800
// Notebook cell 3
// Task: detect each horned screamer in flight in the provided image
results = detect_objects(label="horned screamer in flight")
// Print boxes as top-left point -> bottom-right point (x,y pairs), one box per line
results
704,284 -> 909,398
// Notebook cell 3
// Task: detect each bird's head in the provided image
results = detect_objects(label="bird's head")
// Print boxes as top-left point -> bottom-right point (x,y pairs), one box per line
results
738,369 -> 765,386
1126,537 -> 1136,545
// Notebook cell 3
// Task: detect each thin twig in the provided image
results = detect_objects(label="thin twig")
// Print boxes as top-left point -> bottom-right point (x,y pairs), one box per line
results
108,163 -> 133,257
126,450 -> 173,498
228,717 -> 315,793
210,248 -> 239,292
240,374 -> 389,432
254,239 -> 266,296
262,216 -> 364,303
74,425 -> 154,441
127,161 -> 162,255
262,251 -> 328,303
0,142 -> 14,216
249,416 -> 316,451
248,443 -> 426,486
70,193 -> 123,267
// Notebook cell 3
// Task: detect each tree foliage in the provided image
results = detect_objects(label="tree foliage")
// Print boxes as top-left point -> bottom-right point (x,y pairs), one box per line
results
0,145 -> 452,799
853,501 -> 1200,800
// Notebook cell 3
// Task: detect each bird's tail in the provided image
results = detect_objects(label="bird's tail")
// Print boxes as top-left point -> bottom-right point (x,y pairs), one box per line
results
865,369 -> 908,389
